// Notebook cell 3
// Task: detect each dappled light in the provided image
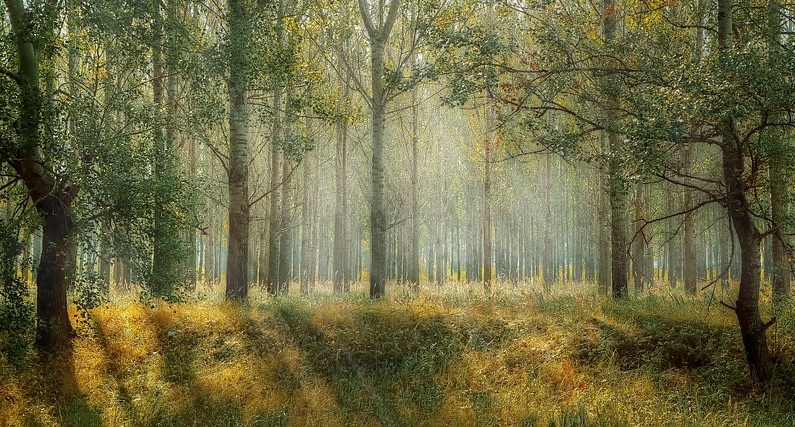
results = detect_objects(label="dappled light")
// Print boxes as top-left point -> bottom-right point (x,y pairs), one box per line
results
2,0 -> 795,425
3,284 -> 794,426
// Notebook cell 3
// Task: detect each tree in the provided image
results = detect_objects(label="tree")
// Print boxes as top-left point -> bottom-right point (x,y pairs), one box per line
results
357,0 -> 401,298
408,73 -> 420,288
682,145 -> 697,294
225,0 -> 252,299
333,61 -> 351,293
603,0 -> 629,298
151,0 -> 185,297
716,0 -> 772,384
483,122 -> 493,291
767,0 -> 791,303
2,0 -> 77,352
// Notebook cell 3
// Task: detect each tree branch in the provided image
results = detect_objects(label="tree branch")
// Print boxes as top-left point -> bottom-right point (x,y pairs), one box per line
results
0,66 -> 22,84
357,0 -> 376,38
381,0 -> 401,41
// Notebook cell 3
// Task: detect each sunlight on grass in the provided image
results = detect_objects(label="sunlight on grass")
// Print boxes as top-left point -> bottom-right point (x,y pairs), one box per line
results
1,280 -> 794,426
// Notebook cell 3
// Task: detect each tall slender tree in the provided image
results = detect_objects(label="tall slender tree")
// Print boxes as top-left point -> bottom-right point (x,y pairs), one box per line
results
357,0 -> 400,298
603,0 -> 629,298
225,0 -> 252,299
332,56 -> 350,293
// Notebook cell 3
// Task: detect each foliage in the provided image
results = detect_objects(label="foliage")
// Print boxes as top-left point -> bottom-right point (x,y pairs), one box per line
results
0,219 -> 35,369
70,273 -> 109,325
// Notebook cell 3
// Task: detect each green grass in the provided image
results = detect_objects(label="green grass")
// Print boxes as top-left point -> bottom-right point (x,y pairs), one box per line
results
1,280 -> 794,426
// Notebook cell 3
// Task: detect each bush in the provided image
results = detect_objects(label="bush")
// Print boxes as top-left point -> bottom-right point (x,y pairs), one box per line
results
0,220 -> 35,369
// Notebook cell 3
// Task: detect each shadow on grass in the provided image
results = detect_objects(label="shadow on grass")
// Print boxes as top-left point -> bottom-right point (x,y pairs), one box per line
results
27,348 -> 103,427
575,314 -> 742,372
270,300 -> 462,426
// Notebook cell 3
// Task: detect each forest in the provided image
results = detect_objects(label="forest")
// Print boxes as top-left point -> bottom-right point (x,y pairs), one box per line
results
2,0 -> 795,425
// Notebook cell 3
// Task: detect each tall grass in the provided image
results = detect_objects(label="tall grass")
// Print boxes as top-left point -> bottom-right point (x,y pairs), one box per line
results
1,280 -> 794,426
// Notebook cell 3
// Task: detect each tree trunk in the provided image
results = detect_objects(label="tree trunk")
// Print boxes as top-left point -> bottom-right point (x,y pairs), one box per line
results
633,184 -> 647,292
768,1 -> 790,303
332,94 -> 348,293
99,235 -> 111,285
409,85 -> 421,287
668,202 -> 682,287
544,155 -> 554,290
603,0 -> 628,298
278,157 -> 293,295
608,135 -> 629,298
35,196 -> 77,351
368,38 -> 388,298
301,148 -> 312,295
225,0 -> 251,299
724,144 -> 774,383
437,213 -> 445,286
598,148 -> 611,293
483,138 -> 493,291
206,199 -> 216,286
359,0 -> 400,298
267,107 -> 282,295
151,7 -> 181,295
267,9 -> 285,294
719,0 -> 773,383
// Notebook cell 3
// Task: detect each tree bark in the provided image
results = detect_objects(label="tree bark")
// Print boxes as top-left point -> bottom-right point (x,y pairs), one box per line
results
770,153 -> 791,305
266,96 -> 282,295
608,135 -> 629,298
633,184 -> 649,292
544,155 -> 554,290
723,140 -> 774,383
151,4 -> 181,295
368,37 -> 388,298
603,0 -> 629,298
225,0 -> 251,299
206,187 -> 216,286
301,144 -> 312,294
267,0 -> 285,294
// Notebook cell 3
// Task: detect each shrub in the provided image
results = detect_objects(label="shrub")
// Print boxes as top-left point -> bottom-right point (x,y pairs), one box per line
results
0,220 -> 35,369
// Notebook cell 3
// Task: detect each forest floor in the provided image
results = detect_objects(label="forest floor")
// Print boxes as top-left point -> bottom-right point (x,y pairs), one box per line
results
2,281 -> 795,427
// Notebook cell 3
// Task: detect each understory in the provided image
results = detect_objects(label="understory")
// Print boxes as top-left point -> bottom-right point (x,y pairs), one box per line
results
2,282 -> 794,427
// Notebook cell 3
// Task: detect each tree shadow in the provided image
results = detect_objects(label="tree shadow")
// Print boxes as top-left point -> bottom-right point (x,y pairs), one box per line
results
267,301 -> 463,426
30,348 -> 103,427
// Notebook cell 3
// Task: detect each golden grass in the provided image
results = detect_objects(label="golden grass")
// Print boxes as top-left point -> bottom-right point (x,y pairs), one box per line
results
1,281 -> 794,426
